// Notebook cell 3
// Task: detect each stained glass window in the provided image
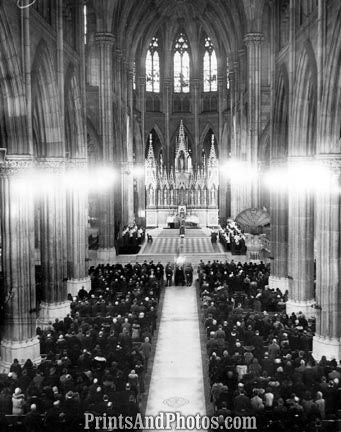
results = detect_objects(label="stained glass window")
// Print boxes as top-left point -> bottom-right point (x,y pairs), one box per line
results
174,33 -> 190,93
146,37 -> 160,93
203,37 -> 217,92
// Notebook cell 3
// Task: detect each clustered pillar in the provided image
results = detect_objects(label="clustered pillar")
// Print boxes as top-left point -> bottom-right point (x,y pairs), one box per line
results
313,160 -> 341,359
96,32 -> 116,263
38,161 -> 70,325
269,163 -> 289,293
286,175 -> 315,317
0,159 -> 40,370
244,32 -> 263,209
66,162 -> 91,297
230,51 -> 251,218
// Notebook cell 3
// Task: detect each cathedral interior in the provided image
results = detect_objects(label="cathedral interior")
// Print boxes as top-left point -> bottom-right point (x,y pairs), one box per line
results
0,0 -> 341,429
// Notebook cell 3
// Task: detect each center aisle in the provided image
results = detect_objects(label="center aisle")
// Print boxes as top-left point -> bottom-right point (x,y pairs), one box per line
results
145,284 -> 206,429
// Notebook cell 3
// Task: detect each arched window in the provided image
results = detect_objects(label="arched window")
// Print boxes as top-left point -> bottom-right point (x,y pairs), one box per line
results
203,36 -> 217,92
146,37 -> 160,93
174,32 -> 190,93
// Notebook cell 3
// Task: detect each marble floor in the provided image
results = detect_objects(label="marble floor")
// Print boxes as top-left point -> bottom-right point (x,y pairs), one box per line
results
145,284 -> 206,430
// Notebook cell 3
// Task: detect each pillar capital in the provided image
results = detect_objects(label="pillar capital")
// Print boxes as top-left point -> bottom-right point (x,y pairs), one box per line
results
243,32 -> 264,45
95,32 -> 115,46
315,153 -> 341,171
67,158 -> 87,170
36,157 -> 66,175
289,155 -> 341,179
270,157 -> 288,167
0,156 -> 34,177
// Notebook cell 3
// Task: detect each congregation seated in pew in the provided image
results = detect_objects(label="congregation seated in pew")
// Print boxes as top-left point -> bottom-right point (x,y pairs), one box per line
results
197,259 -> 341,432
0,261 -> 161,431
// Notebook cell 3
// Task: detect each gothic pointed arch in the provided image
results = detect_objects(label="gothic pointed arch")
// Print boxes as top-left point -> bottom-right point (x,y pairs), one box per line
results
201,127 -> 218,160
0,5 -> 29,155
31,40 -> 63,157
319,9 -> 341,153
291,40 -> 317,157
87,118 -> 100,164
65,64 -> 85,159
272,63 -> 289,160
200,123 -> 216,148
259,121 -> 270,163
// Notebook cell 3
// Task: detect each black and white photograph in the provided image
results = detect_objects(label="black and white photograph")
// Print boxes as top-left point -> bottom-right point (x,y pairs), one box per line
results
0,0 -> 340,431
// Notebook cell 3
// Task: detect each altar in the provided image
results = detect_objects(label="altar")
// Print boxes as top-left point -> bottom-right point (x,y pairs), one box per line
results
145,120 -> 219,228
166,212 -> 200,228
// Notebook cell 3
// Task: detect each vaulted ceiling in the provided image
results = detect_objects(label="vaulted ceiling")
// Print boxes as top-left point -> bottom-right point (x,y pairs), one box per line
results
89,0 -> 268,61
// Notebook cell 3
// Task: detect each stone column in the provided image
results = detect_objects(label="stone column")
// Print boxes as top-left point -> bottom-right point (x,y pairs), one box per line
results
218,74 -> 228,220
121,65 -> 135,225
95,32 -> 116,262
244,32 -> 264,208
230,49 -> 252,218
38,160 -> 70,325
66,161 -> 91,297
230,56 -> 242,218
269,161 -> 289,293
286,158 -> 315,317
163,78 -> 171,170
121,161 -> 134,225
136,76 -> 146,222
0,158 -> 40,370
313,159 -> 341,359
97,183 -> 116,263
233,54 -> 240,159
193,78 -> 200,166
229,58 -> 236,157
138,76 -> 146,151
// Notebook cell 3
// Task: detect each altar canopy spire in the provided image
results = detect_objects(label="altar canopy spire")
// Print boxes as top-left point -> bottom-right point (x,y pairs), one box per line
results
208,134 -> 218,167
176,120 -> 189,160
145,133 -> 157,188
146,133 -> 156,167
